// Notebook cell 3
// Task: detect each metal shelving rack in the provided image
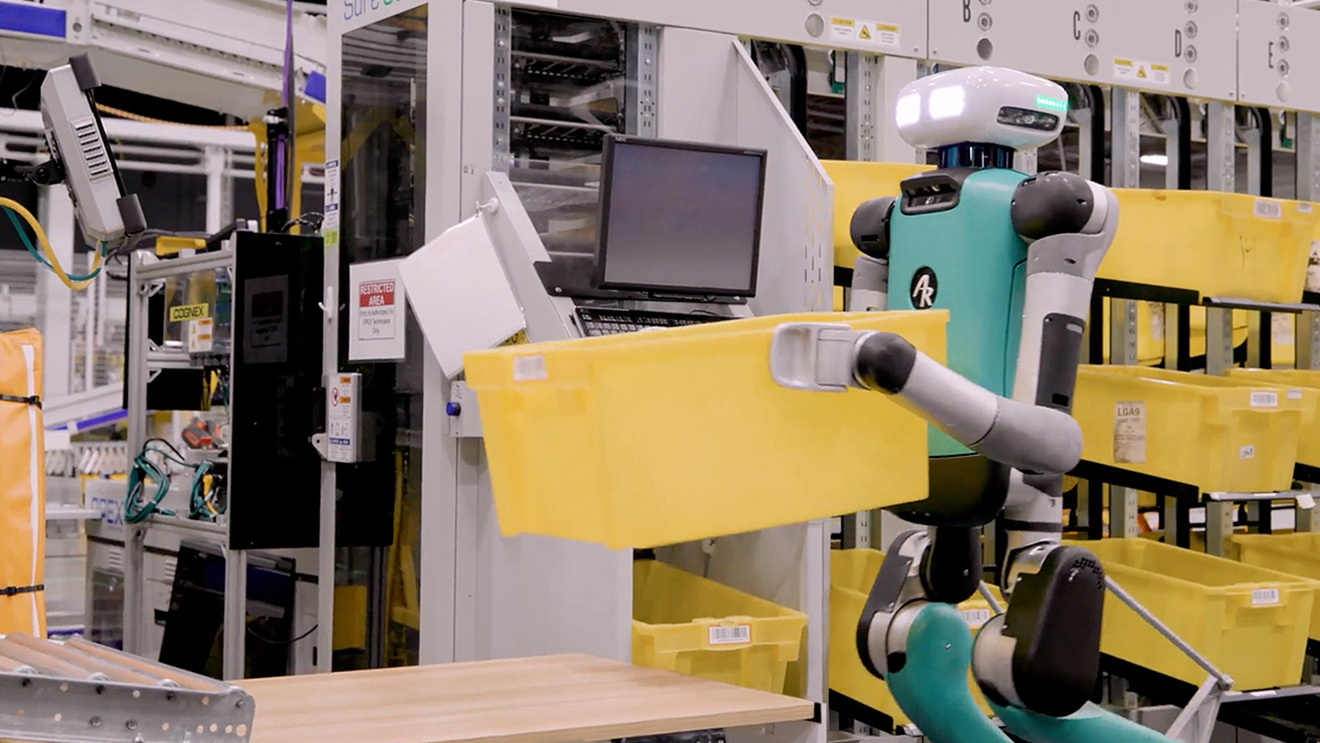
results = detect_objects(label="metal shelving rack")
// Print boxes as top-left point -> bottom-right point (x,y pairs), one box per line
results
122,249 -> 246,682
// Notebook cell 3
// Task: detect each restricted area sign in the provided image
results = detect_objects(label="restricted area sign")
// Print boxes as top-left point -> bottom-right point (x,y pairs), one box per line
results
348,259 -> 407,361
358,279 -> 397,340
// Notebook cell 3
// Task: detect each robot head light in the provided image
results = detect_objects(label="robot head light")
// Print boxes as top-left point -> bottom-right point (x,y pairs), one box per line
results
894,66 -> 1067,152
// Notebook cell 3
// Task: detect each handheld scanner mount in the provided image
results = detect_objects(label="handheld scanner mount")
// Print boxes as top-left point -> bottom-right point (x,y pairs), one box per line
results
39,55 -> 146,250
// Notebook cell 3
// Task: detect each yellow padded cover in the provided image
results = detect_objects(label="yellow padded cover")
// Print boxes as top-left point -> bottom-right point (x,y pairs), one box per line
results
0,329 -> 45,636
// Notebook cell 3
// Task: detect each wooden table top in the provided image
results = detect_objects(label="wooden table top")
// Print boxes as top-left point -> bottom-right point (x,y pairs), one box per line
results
239,654 -> 815,743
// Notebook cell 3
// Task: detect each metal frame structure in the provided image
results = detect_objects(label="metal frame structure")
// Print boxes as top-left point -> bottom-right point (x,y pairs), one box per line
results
122,250 -> 248,682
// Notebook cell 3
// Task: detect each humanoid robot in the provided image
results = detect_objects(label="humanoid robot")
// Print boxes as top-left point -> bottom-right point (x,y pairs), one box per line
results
772,67 -> 1172,743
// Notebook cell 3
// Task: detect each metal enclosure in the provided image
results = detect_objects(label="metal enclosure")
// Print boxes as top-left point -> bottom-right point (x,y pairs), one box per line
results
927,0 -> 1237,101
1238,0 -> 1320,113
499,0 -> 928,58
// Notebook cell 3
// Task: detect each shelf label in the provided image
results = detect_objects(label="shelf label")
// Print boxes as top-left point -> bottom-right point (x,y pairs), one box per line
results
1254,199 -> 1283,220
1275,314 -> 1297,346
1114,401 -> 1146,464
961,608 -> 992,629
1252,587 -> 1280,606
1250,391 -> 1279,408
1113,58 -> 1169,86
1148,302 -> 1165,342
168,303 -> 209,323
708,623 -> 752,646
513,354 -> 547,382
1240,444 -> 1256,460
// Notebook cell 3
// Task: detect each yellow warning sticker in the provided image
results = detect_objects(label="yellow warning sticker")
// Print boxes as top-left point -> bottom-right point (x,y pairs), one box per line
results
1113,57 -> 1170,86
830,17 -> 900,48
168,303 -> 209,323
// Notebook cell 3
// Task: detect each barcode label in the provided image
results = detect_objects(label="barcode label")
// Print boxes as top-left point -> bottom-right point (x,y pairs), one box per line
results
1252,587 -> 1281,606
1251,391 -> 1279,408
708,624 -> 752,646
1241,445 -> 1256,460
512,354 -> 547,381
1255,199 -> 1283,220
962,609 -> 992,628
1289,389 -> 1305,400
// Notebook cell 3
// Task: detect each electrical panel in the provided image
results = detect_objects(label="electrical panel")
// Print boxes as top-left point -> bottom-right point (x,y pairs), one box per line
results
228,232 -> 324,550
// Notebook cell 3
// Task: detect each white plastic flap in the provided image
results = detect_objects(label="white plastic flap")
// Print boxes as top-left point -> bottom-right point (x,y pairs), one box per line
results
401,215 -> 526,378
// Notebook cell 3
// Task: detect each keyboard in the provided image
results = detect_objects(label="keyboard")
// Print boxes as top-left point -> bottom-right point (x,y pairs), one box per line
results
575,307 -> 729,337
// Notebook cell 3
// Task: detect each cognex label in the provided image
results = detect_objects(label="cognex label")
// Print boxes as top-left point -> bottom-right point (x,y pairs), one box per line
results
168,303 -> 209,323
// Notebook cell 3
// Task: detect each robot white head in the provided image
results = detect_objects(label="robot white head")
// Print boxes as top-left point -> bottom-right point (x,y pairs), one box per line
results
894,66 -> 1068,152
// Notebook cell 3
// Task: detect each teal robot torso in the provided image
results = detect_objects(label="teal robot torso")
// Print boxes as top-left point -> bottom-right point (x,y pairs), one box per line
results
888,167 -> 1029,458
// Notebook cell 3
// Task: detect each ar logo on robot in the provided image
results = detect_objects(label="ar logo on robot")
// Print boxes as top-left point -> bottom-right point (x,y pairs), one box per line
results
910,267 -> 938,309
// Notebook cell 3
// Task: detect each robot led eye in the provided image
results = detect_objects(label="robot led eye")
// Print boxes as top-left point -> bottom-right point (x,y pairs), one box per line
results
997,106 -> 1059,131
927,86 -> 966,121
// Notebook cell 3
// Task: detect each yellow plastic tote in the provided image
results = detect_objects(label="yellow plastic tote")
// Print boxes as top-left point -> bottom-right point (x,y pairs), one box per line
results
633,560 -> 807,694
464,311 -> 946,549
1082,539 -> 1317,690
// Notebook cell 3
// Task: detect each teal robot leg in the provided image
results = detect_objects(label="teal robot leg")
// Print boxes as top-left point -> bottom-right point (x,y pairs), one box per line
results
882,601 -> 1170,743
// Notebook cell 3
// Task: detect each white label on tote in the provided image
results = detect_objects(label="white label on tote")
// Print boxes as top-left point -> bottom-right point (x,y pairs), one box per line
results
708,624 -> 752,646
1290,389 -> 1305,400
962,608 -> 992,628
1241,445 -> 1256,460
1251,391 -> 1279,408
1114,401 -> 1147,464
1255,199 -> 1283,220
512,354 -> 547,382
1252,587 -> 1281,606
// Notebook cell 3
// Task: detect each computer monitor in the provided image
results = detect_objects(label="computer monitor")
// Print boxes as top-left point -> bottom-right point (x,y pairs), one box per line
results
594,135 -> 767,299
158,541 -> 297,679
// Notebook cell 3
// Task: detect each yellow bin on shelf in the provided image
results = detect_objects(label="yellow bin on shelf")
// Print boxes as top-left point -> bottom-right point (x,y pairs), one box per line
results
1082,539 -> 1318,690
1072,365 -> 1315,493
1098,303 -> 1251,365
830,549 -> 1000,725
1229,533 -> 1320,643
1227,369 -> 1320,468
1100,190 -> 1319,303
823,160 -> 932,273
633,560 -> 807,694
464,311 -> 946,549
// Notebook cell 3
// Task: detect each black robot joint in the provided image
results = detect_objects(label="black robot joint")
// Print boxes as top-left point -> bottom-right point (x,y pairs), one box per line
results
910,267 -> 938,309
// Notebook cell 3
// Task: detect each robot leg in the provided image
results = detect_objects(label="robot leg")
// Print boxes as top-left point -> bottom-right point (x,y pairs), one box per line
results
856,530 -> 1008,743
972,538 -> 1106,718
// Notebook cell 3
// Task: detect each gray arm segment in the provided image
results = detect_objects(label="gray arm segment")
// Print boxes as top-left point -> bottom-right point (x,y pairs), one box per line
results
768,326 -> 1082,475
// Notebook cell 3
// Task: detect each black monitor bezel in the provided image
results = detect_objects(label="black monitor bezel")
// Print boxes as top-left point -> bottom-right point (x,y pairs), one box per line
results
593,134 -> 768,299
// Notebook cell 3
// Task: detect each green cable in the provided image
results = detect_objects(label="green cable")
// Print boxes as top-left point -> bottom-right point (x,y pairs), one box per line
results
124,442 -> 190,524
3,205 -> 106,282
